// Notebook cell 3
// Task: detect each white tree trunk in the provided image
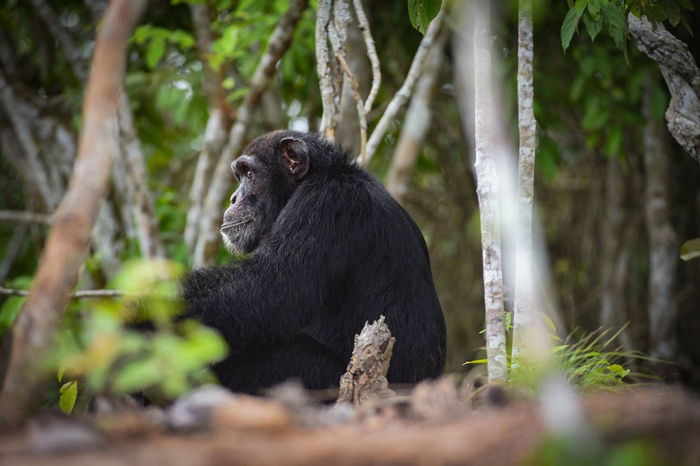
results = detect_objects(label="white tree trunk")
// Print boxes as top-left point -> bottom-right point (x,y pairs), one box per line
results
473,2 -> 507,383
512,0 -> 536,360
643,77 -> 678,361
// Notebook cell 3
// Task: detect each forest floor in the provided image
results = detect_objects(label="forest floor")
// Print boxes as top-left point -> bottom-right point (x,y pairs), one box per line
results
1,384 -> 699,466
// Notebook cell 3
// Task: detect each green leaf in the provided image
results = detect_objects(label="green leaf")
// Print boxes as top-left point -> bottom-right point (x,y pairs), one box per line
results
423,0 -> 442,22
408,0 -> 429,34
607,364 -> 629,379
59,381 -> 78,415
574,0 -> 587,13
583,11 -> 603,41
146,37 -> 166,70
113,359 -> 163,393
222,77 -> 235,90
539,312 -> 557,334
463,359 -> 488,365
681,238 -> 700,261
561,7 -> 583,52
602,4 -> 626,52
587,0 -> 600,17
58,366 -> 66,382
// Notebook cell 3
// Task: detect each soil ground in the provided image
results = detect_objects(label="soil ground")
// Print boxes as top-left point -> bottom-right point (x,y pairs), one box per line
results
1,387 -> 699,466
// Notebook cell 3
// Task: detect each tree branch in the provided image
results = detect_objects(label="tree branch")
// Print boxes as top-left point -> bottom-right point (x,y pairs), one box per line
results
628,15 -> 700,163
0,210 -> 52,224
352,0 -> 380,114
194,0 -> 309,267
0,287 -> 125,299
0,0 -> 148,425
362,11 -> 443,165
385,32 -> 444,203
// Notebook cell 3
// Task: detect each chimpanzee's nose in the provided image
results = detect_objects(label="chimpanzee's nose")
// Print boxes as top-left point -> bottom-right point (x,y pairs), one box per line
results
230,193 -> 237,205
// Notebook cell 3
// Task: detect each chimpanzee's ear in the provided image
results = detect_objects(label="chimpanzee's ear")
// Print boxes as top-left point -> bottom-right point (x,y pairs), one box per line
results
280,137 -> 309,179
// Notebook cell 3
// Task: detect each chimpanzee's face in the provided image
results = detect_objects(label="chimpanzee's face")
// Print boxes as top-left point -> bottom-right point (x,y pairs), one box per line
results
221,134 -> 310,255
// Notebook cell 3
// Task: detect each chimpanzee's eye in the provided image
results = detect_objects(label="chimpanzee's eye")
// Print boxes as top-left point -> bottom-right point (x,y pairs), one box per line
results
246,171 -> 253,180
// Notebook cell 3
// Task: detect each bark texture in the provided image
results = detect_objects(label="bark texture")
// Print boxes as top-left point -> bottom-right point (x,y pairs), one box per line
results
316,0 -> 339,138
512,0 -> 536,359
193,0 -> 308,267
628,15 -> 700,164
472,1 -> 507,383
0,0 -> 148,425
337,316 -> 396,406
643,79 -> 678,361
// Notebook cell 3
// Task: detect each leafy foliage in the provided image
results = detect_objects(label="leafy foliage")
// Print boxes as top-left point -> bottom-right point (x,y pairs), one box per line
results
511,325 -> 656,394
466,318 -> 650,394
560,0 -> 694,59
52,260 -> 228,410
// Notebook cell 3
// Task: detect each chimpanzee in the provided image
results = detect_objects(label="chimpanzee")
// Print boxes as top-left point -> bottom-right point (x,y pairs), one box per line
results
182,130 -> 446,394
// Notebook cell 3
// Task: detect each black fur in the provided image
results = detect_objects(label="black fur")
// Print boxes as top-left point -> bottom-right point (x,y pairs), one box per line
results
183,130 -> 446,394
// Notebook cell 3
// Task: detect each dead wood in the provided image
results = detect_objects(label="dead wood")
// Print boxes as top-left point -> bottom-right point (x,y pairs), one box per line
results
337,315 -> 397,406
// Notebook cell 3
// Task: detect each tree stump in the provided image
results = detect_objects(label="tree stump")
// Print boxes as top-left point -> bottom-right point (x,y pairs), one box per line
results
337,315 -> 396,406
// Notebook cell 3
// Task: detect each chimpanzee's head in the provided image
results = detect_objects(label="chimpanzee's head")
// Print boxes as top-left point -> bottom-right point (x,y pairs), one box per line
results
221,132 -> 310,255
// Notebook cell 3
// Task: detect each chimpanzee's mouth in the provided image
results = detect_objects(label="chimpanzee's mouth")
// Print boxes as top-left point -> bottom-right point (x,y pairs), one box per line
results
221,219 -> 251,231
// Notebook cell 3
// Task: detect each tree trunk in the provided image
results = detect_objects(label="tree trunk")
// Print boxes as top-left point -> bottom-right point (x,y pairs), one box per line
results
472,1 -> 507,383
512,0 -> 537,360
0,0 -> 148,425
643,77 -> 678,362
599,158 -> 633,351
